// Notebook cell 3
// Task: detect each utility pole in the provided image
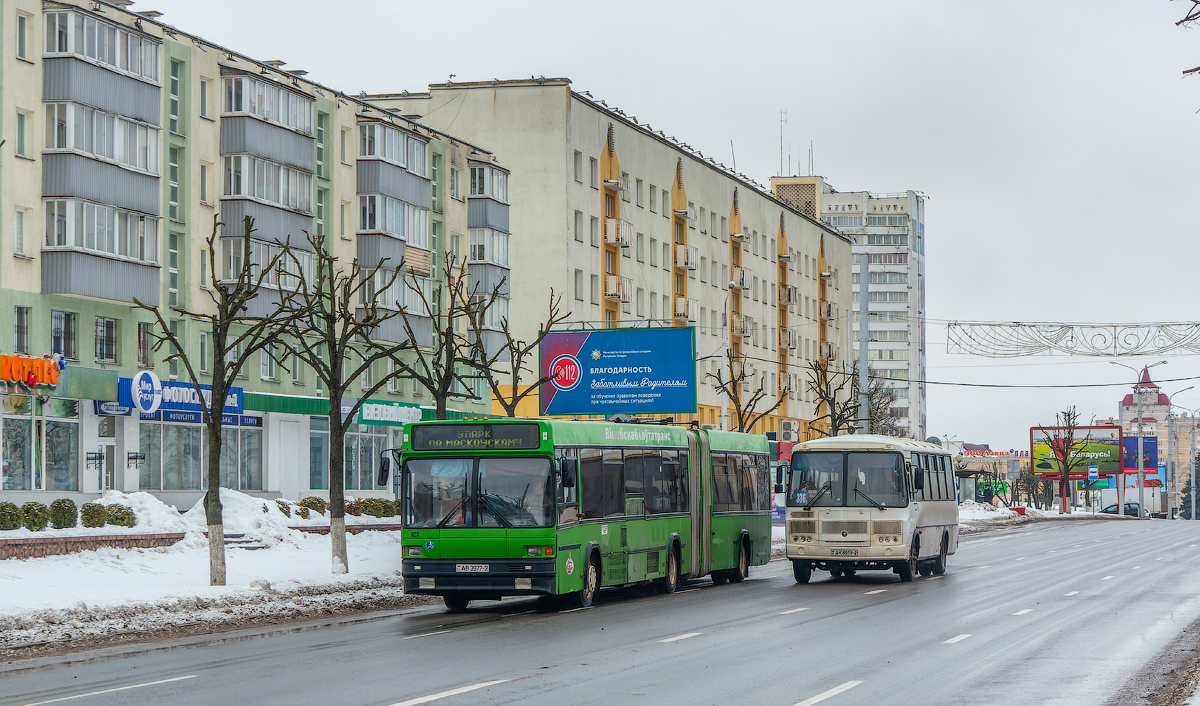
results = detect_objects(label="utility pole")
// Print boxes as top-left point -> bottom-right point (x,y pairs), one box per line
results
1192,414 -> 1197,520
1137,378 -> 1145,519
857,253 -> 869,433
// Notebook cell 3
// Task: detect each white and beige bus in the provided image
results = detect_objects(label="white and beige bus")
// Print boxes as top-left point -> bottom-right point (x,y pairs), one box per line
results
782,435 -> 958,583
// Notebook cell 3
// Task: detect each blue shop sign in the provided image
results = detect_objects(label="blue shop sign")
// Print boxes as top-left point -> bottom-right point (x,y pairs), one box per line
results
118,375 -> 243,415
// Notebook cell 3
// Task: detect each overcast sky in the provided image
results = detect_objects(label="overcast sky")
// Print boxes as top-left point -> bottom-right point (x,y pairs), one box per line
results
151,0 -> 1200,450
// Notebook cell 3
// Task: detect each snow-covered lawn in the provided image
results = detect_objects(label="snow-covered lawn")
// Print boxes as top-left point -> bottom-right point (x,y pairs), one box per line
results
0,489 -> 415,649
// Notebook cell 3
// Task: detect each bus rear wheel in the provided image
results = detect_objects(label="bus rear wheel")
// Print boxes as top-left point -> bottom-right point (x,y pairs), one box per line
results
792,560 -> 811,584
932,536 -> 948,576
729,541 -> 749,583
656,548 -> 680,594
443,595 -> 470,612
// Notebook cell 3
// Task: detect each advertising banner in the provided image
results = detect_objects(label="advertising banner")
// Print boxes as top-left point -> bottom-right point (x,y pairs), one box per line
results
1121,436 -> 1158,471
1030,425 -> 1121,477
118,373 -> 243,415
539,328 -> 696,416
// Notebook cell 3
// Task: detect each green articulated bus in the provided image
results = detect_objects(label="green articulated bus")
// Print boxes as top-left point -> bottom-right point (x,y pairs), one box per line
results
381,418 -> 772,611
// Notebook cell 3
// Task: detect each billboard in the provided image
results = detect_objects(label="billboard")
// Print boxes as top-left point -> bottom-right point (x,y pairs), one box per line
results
539,327 -> 696,416
1029,425 -> 1121,477
1121,436 -> 1158,471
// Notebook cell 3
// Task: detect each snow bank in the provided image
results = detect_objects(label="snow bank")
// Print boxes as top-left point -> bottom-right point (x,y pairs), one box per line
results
958,499 -> 1023,524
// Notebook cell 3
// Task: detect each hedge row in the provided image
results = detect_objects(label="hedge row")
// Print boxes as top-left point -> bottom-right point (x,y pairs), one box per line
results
0,499 -> 137,532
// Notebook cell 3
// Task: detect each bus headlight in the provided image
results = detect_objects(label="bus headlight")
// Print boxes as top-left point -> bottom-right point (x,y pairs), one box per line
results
527,546 -> 553,557
406,546 -> 423,557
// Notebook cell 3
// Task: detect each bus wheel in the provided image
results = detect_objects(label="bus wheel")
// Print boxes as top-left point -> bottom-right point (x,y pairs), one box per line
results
918,563 -> 933,577
657,548 -> 680,594
711,572 -> 729,585
897,541 -> 917,582
932,536 -> 948,576
577,556 -> 600,607
443,595 -> 470,612
792,560 -> 811,584
729,541 -> 749,583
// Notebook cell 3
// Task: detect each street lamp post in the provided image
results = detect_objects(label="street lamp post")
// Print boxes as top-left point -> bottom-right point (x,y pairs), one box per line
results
1111,360 -> 1168,519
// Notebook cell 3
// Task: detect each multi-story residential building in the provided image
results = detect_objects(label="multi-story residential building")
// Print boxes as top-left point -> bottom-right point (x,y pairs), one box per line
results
368,79 -> 854,438
771,176 -> 927,438
0,0 -> 499,506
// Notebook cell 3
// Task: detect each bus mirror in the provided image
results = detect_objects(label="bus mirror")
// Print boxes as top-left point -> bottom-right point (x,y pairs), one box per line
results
773,483 -> 785,494
911,464 -> 924,492
560,459 -> 577,488
775,467 -> 784,486
377,456 -> 392,487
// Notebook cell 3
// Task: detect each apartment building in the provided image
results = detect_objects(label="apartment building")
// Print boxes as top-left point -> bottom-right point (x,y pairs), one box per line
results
772,176 -> 927,439
369,80 -> 854,437
0,0 -> 499,505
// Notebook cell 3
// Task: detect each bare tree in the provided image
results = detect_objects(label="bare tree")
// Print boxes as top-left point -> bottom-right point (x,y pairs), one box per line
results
703,349 -> 784,432
389,253 -> 501,420
134,216 -> 302,585
471,290 -> 571,417
280,231 -> 413,574
1039,406 -> 1091,515
805,358 -> 858,437
854,363 -> 906,437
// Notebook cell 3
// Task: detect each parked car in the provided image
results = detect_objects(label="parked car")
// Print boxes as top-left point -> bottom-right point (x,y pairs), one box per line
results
1100,502 -> 1140,517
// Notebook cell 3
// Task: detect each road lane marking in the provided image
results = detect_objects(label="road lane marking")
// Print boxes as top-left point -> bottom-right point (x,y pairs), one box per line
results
780,607 -> 810,615
678,588 -> 700,594
1133,566 -> 1141,569
1073,544 -> 1081,548
863,589 -> 887,595
943,634 -> 972,644
792,680 -> 864,706
560,607 -> 590,613
976,565 -> 991,569
1065,591 -> 1079,596
19,676 -> 197,706
1101,576 -> 1114,581
659,632 -> 702,643
389,680 -> 509,706
926,576 -> 943,580
1157,557 -> 1163,561
501,610 -> 537,619
1012,609 -> 1034,616
1048,550 -> 1057,553
403,630 -> 451,640
1016,557 -> 1026,561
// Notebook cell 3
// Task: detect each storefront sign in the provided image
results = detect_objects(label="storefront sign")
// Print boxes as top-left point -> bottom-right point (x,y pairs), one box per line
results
0,354 -> 60,388
119,375 -> 243,415
94,401 -> 132,416
358,401 -> 422,426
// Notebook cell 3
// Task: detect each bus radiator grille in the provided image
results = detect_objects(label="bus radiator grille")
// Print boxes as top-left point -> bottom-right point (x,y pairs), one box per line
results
820,521 -> 869,536
872,521 -> 903,536
789,520 -> 817,535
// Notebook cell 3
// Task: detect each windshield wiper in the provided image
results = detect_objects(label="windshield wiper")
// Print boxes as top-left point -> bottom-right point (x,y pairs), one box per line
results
854,487 -> 886,511
803,482 -> 831,511
480,494 -> 514,528
436,498 -> 468,528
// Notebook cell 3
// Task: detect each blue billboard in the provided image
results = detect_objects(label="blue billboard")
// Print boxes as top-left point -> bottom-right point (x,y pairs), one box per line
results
1121,436 -> 1157,471
539,327 -> 696,415
118,372 -> 243,415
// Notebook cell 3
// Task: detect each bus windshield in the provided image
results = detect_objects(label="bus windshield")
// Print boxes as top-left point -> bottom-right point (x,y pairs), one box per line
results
403,457 -> 554,529
789,451 -> 908,508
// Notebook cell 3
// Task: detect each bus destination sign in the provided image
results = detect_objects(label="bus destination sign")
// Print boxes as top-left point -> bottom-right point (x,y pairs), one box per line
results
411,424 -> 541,451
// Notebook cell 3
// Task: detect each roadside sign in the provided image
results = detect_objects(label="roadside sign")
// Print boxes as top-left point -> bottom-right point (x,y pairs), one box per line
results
1088,465 -> 1098,481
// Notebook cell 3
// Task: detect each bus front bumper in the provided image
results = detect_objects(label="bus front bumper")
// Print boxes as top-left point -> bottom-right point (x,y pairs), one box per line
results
401,558 -> 557,597
786,544 -> 910,566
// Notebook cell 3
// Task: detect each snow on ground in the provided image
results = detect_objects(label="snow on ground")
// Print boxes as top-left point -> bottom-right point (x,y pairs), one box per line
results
0,490 -> 417,648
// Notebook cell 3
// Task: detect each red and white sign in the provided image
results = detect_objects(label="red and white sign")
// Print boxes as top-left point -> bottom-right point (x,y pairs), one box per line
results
565,555 -> 575,575
549,354 -> 581,391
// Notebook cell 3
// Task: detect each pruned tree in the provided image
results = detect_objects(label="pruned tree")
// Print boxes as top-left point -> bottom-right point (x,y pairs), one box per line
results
280,230 -> 414,574
470,290 -> 571,417
851,363 -> 906,437
805,358 -> 858,437
1039,406 -> 1091,515
706,349 -> 784,432
388,252 -> 501,420
134,216 -> 304,585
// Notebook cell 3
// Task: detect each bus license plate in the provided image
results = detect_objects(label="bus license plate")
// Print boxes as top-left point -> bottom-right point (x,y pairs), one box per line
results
455,564 -> 490,573
830,549 -> 858,557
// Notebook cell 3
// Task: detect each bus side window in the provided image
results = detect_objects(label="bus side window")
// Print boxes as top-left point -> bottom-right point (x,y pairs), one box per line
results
756,455 -> 770,511
660,449 -> 686,513
557,447 -> 580,525
939,456 -> 951,500
644,449 -> 673,513
603,448 -> 625,518
579,448 -> 603,519
921,454 -> 933,501
712,453 -> 733,512
624,449 -> 645,505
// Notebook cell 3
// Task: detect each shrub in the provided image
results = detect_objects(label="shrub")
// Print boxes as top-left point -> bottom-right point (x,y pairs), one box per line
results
275,499 -> 292,517
20,502 -> 49,532
0,502 -> 22,531
299,496 -> 328,515
296,506 -> 310,520
106,504 -> 136,528
360,498 -> 397,518
49,499 -> 78,529
344,499 -> 362,517
80,503 -> 107,528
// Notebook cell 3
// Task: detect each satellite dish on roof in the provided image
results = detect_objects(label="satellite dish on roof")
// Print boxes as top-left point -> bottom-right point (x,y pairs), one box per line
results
925,436 -> 942,446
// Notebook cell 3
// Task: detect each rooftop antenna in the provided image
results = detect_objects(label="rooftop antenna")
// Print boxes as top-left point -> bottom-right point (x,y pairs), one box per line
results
779,110 -> 787,176
808,140 -> 814,176
730,139 -> 737,173
788,141 -> 793,177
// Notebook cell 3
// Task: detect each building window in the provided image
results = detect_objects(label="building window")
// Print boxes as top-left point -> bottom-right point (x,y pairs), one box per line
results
137,322 -> 151,366
222,76 -> 313,134
574,269 -> 584,301
468,228 -> 509,266
95,317 -> 117,363
636,179 -> 643,207
339,202 -> 347,237
44,102 -> 162,174
589,157 -> 598,188
223,155 -> 313,213
636,233 -> 645,262
315,188 -> 327,237
16,13 -> 29,60
340,128 -> 348,163
573,150 -> 583,182
261,345 -> 277,381
649,237 -> 658,267
199,78 -> 210,119
430,154 -> 441,213
168,147 -> 181,220
199,330 -> 209,373
13,209 -> 25,255
168,320 -> 180,378
357,194 -> 429,248
662,191 -> 669,217
15,111 -> 28,157
650,185 -> 657,213
621,172 -> 630,202
13,306 -> 30,354
450,169 -> 461,200
574,210 -> 583,242
590,274 -> 599,305
199,162 -> 210,204
168,60 -> 182,134
43,10 -> 160,82
590,216 -> 599,247
315,112 -> 328,178
167,232 -> 179,307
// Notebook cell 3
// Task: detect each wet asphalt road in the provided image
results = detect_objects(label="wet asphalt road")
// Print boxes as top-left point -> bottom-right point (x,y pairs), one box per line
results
3,518 -> 1200,706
